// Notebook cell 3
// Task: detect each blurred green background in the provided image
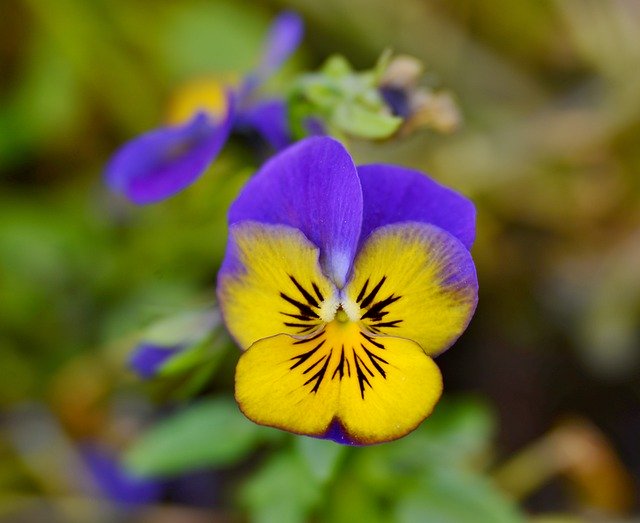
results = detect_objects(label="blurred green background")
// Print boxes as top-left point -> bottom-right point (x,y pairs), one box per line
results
1,0 -> 639,521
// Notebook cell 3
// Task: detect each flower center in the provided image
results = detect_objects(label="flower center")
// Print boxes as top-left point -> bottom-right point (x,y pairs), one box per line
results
335,307 -> 349,323
278,273 -> 403,336
274,274 -> 408,400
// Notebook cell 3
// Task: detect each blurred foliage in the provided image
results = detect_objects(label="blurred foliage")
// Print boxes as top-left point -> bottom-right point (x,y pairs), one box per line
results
1,0 -> 639,522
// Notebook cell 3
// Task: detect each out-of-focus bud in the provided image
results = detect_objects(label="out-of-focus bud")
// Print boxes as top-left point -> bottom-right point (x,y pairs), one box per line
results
288,54 -> 402,141
379,55 -> 462,136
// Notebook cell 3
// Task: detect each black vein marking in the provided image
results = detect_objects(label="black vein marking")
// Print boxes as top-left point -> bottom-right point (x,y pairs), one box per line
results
284,322 -> 315,329
360,276 -> 386,308
312,283 -> 324,302
280,276 -> 327,332
302,354 -> 328,375
361,294 -> 401,321
353,349 -> 373,399
280,312 -> 313,321
290,340 -> 325,370
280,292 -> 318,319
304,349 -> 333,393
357,274 -> 404,334
289,275 -> 319,308
332,345 -> 347,380
360,331 -> 386,349
370,320 -> 403,329
283,323 -> 315,334
356,278 -> 369,303
361,344 -> 388,379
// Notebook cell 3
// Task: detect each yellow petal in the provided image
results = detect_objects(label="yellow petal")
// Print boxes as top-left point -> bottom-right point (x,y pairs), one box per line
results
218,222 -> 338,349
345,222 -> 478,356
235,320 -> 442,444
166,75 -> 237,125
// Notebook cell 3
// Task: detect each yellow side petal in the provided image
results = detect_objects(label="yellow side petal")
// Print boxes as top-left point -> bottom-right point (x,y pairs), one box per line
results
235,320 -> 442,444
345,223 -> 478,356
218,222 -> 338,349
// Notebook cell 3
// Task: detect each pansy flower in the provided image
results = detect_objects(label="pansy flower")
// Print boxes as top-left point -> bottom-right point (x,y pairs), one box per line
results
217,137 -> 478,445
106,12 -> 303,205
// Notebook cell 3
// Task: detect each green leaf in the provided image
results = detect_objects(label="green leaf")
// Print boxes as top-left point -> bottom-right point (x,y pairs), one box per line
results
241,451 -> 322,523
143,309 -> 218,347
419,395 -> 496,462
295,436 -> 347,483
321,472 -> 388,523
350,396 -> 497,495
166,348 -> 227,401
157,334 -> 227,379
395,469 -> 524,523
124,397 -> 273,477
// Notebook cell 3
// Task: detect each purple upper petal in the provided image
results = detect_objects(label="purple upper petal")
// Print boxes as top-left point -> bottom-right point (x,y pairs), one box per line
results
357,164 -> 476,250
226,137 -> 362,286
241,11 -> 304,98
235,99 -> 292,152
105,100 -> 235,205
258,11 -> 304,79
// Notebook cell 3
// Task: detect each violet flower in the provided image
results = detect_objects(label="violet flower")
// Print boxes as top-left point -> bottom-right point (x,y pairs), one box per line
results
217,136 -> 478,445
81,443 -> 164,506
106,12 -> 303,204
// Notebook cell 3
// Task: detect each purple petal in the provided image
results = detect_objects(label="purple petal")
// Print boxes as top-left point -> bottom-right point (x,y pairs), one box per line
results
241,11 -> 304,97
226,137 -> 362,287
105,100 -> 235,205
81,444 -> 163,505
357,164 -> 476,250
129,343 -> 183,379
258,11 -> 304,78
235,99 -> 292,152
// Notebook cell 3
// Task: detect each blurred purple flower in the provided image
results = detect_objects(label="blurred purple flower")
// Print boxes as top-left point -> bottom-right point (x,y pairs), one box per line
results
106,12 -> 303,205
81,443 -> 164,506
128,342 -> 184,379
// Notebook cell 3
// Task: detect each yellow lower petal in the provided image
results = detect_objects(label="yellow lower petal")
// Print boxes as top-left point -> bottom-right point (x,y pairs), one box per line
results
235,320 -> 442,444
335,329 -> 442,445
